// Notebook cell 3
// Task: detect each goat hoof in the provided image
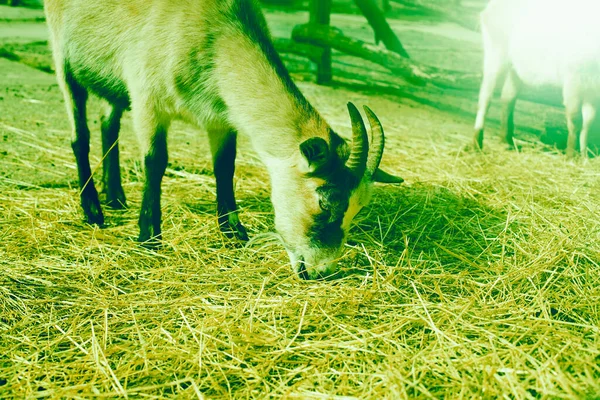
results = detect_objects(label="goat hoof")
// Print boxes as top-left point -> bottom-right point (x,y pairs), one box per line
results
106,197 -> 127,210
138,224 -> 162,248
138,235 -> 162,249
82,198 -> 104,226
462,141 -> 483,153
233,223 -> 249,242
219,213 -> 249,241
85,213 -> 104,227
104,187 -> 127,209
470,130 -> 484,151
220,222 -> 249,242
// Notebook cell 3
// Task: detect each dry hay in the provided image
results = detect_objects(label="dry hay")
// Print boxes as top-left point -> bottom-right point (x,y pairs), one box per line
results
1,62 -> 600,399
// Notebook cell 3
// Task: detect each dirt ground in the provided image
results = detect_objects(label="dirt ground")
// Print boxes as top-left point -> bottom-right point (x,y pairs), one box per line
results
1,3 -> 600,398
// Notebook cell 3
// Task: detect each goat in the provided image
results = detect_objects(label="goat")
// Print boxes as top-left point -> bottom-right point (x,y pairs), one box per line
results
44,0 -> 403,279
473,0 -> 600,157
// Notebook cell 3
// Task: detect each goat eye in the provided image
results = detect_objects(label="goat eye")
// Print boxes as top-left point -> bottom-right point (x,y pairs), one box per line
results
319,198 -> 329,212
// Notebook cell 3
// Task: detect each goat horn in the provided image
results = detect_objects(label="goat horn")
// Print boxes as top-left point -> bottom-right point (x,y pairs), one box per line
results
346,102 -> 369,179
363,106 -> 385,180
363,106 -> 404,183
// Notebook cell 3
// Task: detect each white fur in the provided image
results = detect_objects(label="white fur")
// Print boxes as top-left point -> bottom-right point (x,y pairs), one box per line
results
474,0 -> 600,156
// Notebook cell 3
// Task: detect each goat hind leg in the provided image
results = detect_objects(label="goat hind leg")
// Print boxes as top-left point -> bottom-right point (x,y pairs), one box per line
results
101,104 -> 127,209
565,107 -> 582,158
473,27 -> 507,150
134,106 -> 169,246
563,84 -> 583,158
500,70 -> 521,150
579,102 -> 596,159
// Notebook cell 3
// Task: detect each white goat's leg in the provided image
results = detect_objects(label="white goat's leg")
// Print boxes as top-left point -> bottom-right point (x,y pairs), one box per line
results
500,69 -> 521,149
565,109 -> 582,158
580,102 -> 596,159
473,27 -> 507,149
563,82 -> 583,158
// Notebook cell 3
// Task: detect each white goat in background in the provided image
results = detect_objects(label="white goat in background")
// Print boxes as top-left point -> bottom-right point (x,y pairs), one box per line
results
473,0 -> 600,157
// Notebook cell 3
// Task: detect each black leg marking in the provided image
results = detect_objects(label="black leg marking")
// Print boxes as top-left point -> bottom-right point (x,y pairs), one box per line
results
65,66 -> 104,226
565,106 -> 582,159
473,129 -> 484,151
101,106 -> 126,209
501,101 -> 517,150
138,127 -> 168,246
500,70 -> 521,151
211,130 -> 248,241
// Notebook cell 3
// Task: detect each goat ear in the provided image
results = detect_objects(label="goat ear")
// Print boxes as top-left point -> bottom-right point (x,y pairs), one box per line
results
373,168 -> 404,184
299,137 -> 329,172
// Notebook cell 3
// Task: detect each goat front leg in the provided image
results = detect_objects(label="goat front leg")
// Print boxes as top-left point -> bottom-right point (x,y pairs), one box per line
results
60,65 -> 104,225
473,78 -> 495,150
208,127 -> 248,241
473,23 -> 508,150
135,107 -> 169,246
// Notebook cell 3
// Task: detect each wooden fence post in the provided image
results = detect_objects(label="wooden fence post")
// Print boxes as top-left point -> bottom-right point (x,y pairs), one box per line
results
309,0 -> 333,84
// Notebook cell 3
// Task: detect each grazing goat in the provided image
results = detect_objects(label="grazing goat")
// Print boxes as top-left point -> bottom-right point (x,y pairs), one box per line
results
473,0 -> 600,157
44,0 -> 403,279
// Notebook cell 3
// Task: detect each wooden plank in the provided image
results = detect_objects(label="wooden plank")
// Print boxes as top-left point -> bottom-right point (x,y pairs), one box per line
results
291,23 -> 563,108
